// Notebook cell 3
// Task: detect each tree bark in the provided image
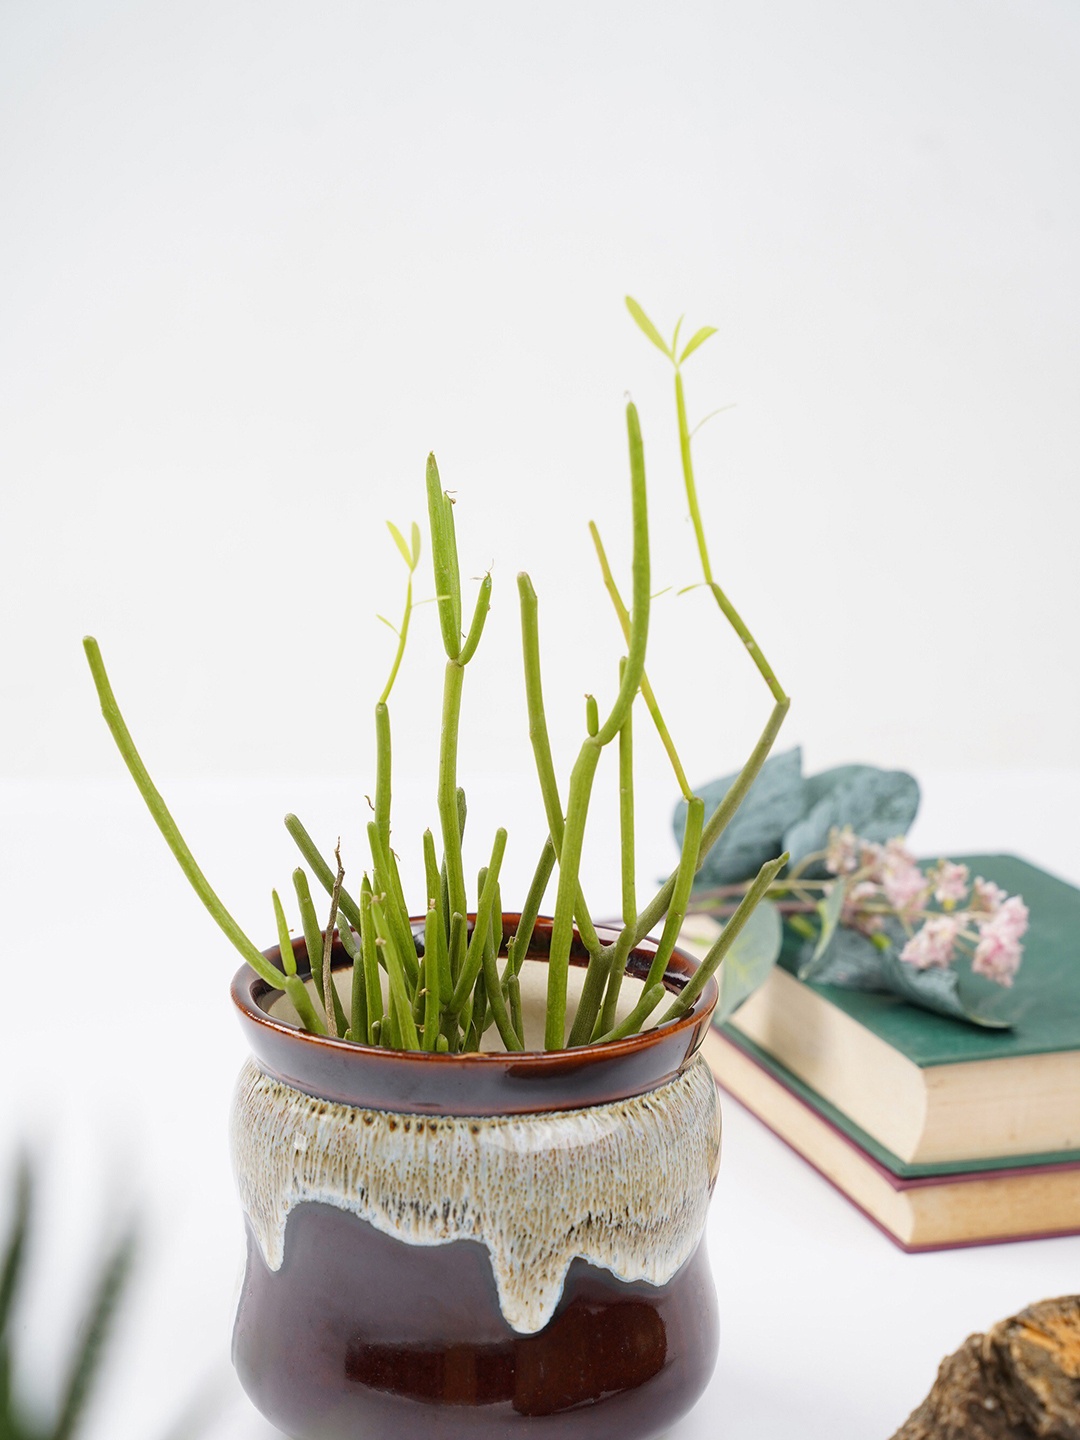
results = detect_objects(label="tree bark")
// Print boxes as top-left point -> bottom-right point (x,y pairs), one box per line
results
891,1296 -> 1080,1439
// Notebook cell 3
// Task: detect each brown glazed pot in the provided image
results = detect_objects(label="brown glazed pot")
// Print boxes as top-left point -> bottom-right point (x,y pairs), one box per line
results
230,917 -> 722,1440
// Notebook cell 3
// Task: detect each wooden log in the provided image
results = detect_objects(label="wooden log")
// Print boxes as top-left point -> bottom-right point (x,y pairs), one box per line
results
891,1295 -> 1080,1439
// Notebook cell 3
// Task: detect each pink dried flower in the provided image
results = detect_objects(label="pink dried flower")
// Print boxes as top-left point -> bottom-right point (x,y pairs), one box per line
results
932,860 -> 969,908
972,895 -> 1029,987
901,915 -> 961,970
858,840 -> 885,879
881,849 -> 928,919
970,877 -> 1007,915
841,879 -> 885,934
825,825 -> 859,875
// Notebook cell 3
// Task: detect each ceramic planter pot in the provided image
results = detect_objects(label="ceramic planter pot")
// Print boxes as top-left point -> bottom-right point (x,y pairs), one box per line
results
230,916 -> 721,1439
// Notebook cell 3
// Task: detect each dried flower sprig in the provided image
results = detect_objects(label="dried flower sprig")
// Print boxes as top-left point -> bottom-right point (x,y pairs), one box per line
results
85,307 -> 787,1051
822,826 -> 1030,987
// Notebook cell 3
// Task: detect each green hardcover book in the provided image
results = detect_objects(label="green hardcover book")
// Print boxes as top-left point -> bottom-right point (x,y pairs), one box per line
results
725,856 -> 1080,1168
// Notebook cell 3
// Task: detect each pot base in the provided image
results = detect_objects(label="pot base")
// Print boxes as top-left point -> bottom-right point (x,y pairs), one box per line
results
234,1201 -> 718,1439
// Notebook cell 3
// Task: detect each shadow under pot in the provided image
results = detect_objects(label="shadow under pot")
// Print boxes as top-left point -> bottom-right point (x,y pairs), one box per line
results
230,916 -> 722,1440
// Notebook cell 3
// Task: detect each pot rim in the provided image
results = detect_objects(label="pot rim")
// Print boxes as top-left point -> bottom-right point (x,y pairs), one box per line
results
231,915 -> 718,1115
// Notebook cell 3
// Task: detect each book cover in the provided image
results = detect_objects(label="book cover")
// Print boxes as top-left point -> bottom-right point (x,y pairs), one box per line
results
705,1026 -> 1080,1252
769,854 -> 1080,1067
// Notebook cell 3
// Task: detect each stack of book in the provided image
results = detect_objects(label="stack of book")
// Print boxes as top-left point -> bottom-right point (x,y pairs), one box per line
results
698,855 -> 1080,1251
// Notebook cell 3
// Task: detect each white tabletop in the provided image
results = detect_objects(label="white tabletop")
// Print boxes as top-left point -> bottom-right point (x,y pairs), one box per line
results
1,772 -> 1077,1439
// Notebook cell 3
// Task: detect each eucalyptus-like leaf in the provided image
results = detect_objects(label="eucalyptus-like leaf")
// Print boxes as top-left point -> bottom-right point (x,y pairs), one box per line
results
796,922 -> 891,989
714,898 -> 783,1022
782,765 -> 920,874
679,325 -> 717,364
386,520 -> 414,569
625,296 -> 670,357
676,746 -> 805,890
795,920 -> 1017,1028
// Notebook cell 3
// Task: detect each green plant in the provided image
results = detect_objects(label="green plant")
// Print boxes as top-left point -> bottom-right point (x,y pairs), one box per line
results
84,303 -> 789,1053
0,1158 -> 134,1440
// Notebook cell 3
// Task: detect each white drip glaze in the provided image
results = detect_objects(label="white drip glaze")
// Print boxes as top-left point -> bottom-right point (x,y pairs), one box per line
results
230,1054 -> 721,1335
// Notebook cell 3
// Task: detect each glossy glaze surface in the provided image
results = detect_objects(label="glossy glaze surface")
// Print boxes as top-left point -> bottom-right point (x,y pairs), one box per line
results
231,915 -> 718,1115
234,1203 -> 719,1439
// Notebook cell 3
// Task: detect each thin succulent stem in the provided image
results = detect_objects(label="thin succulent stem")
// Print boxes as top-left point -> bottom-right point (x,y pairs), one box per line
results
319,850 -> 346,1038
270,891 -> 297,977
292,868 -> 329,1026
422,828 -> 440,910
507,835 -> 556,979
588,522 -> 693,801
548,401 -> 650,1049
336,918 -> 368,1045
516,573 -> 604,959
629,694 -> 790,946
83,638 -> 287,989
437,660 -> 468,940
377,525 -> 418,706
449,829 -> 508,1015
459,572 -> 493,665
359,877 -> 383,1046
618,661 -> 636,928
365,821 -> 419,989
673,369 -> 786,705
545,740 -> 603,1049
421,906 -> 442,1051
369,893 -> 420,1049
272,890 -> 325,1035
374,702 -> 392,848
592,982 -> 667,1044
594,927 -> 636,1037
481,897 -> 522,1051
284,813 -> 364,932
445,910 -> 466,1049
660,853 -> 788,1022
507,970 -> 523,1045
641,796 -> 704,992
426,454 -> 462,659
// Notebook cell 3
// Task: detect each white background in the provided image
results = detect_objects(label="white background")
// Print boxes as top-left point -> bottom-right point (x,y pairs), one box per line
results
2,2 -> 1079,1437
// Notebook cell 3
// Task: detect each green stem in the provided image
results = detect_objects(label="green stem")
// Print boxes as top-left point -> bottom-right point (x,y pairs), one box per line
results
438,661 -> 468,934
660,853 -> 788,1022
426,454 -> 462,659
516,572 -> 604,958
359,876 -> 384,1045
588,522 -> 693,801
545,739 -> 602,1049
593,982 -> 667,1044
272,890 -> 325,1035
284,813 -> 364,932
630,695 -> 790,946
336,915 -> 368,1045
82,637 -> 286,989
292,868 -> 329,1026
449,829 -> 508,1015
421,907 -> 442,1052
319,852 -> 346,1038
508,836 -> 556,978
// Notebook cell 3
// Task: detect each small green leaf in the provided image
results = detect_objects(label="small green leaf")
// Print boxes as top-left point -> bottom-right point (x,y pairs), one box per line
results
410,521 -> 422,568
715,899 -> 783,1022
375,614 -> 400,636
625,296 -> 670,358
671,314 -> 684,355
386,521 -> 413,568
679,325 -> 718,364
